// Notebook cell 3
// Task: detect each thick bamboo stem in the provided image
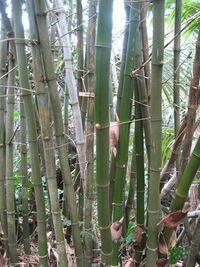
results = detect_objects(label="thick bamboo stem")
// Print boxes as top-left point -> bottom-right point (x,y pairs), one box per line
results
0,20 -> 8,253
20,100 -> 30,254
146,0 -> 165,265
95,0 -> 113,264
5,41 -> 18,263
84,0 -> 97,264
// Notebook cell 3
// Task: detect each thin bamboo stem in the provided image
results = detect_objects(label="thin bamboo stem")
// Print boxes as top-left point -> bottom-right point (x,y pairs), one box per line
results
0,19 -> 8,254
33,1 -> 85,266
11,1 -> 48,265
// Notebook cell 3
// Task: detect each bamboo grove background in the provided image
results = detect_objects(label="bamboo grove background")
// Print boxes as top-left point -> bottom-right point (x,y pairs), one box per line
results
0,0 -> 200,266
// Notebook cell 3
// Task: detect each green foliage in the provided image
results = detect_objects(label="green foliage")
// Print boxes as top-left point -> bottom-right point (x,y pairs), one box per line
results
169,246 -> 190,264
162,127 -> 174,168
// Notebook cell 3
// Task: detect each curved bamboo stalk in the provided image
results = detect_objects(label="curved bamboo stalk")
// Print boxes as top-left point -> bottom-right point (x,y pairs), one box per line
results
33,1 -> 85,266
176,28 -> 200,186
54,0 -> 86,182
11,1 -> 48,265
146,0 -> 165,265
163,136 -> 200,245
95,0 -> 113,264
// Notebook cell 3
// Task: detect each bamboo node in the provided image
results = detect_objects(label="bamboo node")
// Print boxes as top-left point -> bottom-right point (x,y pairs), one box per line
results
147,208 -> 159,214
191,241 -> 199,247
6,176 -> 15,180
149,167 -> 160,173
47,175 -> 56,180
95,44 -> 112,49
56,240 -> 65,246
71,222 -> 79,226
37,219 -> 48,223
7,211 -> 15,215
192,152 -> 200,159
39,254 -> 48,259
116,164 -> 126,169
96,183 -> 110,188
101,251 -> 112,256
32,182 -> 43,187
146,245 -> 157,252
175,190 -> 186,199
112,202 -> 123,207
99,225 -> 110,231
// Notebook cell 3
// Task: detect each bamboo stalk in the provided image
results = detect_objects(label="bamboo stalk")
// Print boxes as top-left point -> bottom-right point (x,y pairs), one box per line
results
95,0 -> 113,264
33,1 -> 85,266
20,99 -> 30,254
134,84 -> 145,265
84,0 -> 97,264
146,0 -> 165,265
5,41 -> 17,263
54,0 -> 86,182
163,136 -> 200,245
111,2 -> 138,264
109,2 -> 130,215
186,215 -> 200,267
176,28 -> 200,186
140,0 -> 151,102
0,19 -> 8,253
11,1 -> 48,265
25,1 -> 71,265
173,0 -> 182,138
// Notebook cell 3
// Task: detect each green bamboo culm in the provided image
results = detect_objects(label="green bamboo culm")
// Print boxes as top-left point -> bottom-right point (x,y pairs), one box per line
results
5,42 -> 18,263
173,0 -> 182,137
26,1 -> 70,265
134,84 -> 145,265
111,2 -> 138,264
33,1 -> 85,266
20,100 -> 30,254
0,20 -> 8,253
163,136 -> 200,245
146,0 -> 165,265
11,1 -> 48,265
84,0 -> 97,264
94,0 -> 113,264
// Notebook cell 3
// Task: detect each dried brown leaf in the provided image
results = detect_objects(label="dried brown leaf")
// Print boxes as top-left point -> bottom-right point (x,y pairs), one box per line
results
135,226 -> 143,244
124,258 -> 135,267
158,233 -> 168,255
109,121 -> 119,156
160,210 -> 188,229
111,217 -> 124,241
169,230 -> 177,248
156,258 -> 168,267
